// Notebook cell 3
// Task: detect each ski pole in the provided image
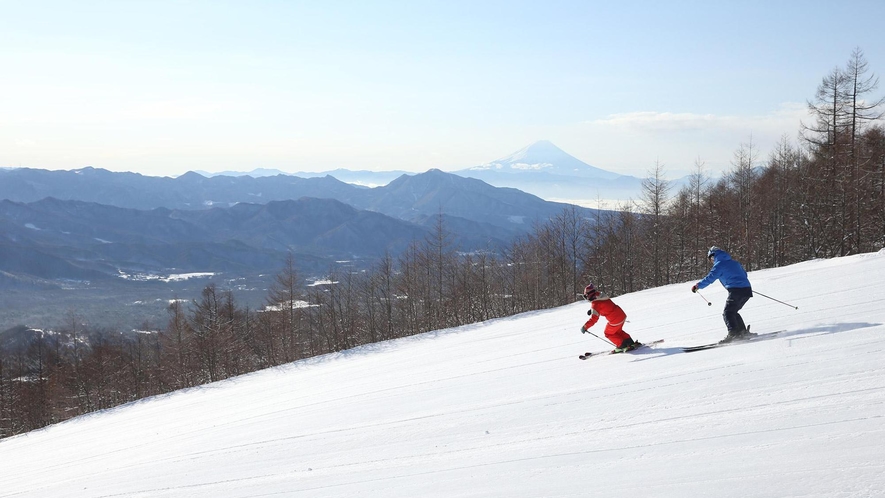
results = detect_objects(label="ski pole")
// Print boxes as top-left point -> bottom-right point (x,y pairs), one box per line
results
754,291 -> 798,310
696,290 -> 712,306
582,328 -> 616,346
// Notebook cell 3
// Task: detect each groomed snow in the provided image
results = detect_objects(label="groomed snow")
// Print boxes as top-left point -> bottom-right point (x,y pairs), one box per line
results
2,251 -> 884,497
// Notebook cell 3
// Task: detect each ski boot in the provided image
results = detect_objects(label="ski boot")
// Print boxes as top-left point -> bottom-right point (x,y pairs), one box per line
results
718,325 -> 754,345
613,338 -> 642,353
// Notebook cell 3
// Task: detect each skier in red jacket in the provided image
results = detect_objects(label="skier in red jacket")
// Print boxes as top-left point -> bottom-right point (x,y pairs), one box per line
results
581,282 -> 640,352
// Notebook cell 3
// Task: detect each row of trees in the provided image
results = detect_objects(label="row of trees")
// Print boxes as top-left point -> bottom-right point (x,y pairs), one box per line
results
587,48 -> 884,296
2,49 -> 883,439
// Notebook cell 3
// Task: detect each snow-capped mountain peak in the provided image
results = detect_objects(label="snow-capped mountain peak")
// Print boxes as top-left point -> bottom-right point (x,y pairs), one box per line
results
469,140 -> 622,180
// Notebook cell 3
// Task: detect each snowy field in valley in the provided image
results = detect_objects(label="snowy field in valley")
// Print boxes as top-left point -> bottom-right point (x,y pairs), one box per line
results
2,251 -> 884,497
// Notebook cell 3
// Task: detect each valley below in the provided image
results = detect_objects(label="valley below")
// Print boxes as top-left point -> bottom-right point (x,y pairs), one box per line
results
0,271 -> 274,333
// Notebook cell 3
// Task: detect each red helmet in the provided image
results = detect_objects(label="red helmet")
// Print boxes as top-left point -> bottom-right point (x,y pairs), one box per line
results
583,283 -> 599,300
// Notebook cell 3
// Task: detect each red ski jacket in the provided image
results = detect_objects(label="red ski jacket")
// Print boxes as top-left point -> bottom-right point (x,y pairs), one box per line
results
583,296 -> 627,329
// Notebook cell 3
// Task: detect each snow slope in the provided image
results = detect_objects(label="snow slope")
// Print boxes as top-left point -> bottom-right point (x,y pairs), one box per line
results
2,251 -> 884,497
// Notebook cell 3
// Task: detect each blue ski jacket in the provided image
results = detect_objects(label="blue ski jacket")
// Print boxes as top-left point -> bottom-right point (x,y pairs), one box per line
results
696,248 -> 751,290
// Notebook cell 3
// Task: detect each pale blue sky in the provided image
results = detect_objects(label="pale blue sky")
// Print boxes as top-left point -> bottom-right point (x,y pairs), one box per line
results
2,0 -> 883,178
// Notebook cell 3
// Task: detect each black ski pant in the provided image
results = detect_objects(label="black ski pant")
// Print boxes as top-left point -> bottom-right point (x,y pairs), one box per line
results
723,287 -> 753,334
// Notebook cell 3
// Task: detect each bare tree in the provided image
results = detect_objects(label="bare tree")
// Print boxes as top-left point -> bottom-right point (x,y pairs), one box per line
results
266,252 -> 304,362
688,158 -> 711,268
163,299 -> 194,389
0,348 -> 9,438
425,213 -> 459,328
189,284 -> 226,383
802,66 -> 851,256
550,206 -> 588,301
640,160 -> 672,286
730,137 -> 760,265
844,47 -> 885,251
757,136 -> 803,266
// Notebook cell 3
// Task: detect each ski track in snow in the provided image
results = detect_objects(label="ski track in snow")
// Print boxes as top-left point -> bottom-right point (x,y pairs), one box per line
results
2,251 -> 885,497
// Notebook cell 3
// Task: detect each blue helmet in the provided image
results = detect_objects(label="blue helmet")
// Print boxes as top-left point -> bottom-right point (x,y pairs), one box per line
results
707,246 -> 721,259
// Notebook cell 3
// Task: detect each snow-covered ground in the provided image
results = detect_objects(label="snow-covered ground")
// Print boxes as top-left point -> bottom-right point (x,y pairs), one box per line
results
2,251 -> 884,497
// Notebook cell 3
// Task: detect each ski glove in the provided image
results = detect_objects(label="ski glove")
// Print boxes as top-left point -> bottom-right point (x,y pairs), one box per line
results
580,326 -> 588,334
691,284 -> 698,293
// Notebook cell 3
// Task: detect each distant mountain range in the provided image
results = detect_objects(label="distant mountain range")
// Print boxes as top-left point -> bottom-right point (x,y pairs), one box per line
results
198,168 -> 409,188
0,167 -> 360,210
188,141 -> 672,203
0,168 -> 598,286
0,197 -> 419,281
0,141 -> 629,329
0,140 -> 645,288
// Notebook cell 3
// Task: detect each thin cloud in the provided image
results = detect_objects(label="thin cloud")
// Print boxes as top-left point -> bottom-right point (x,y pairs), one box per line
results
587,104 -> 808,135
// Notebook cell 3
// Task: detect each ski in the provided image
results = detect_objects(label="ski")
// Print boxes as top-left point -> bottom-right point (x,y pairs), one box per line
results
579,339 -> 664,360
682,330 -> 786,352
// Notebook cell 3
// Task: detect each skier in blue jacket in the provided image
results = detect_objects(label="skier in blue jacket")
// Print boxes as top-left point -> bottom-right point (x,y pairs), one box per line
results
691,246 -> 754,343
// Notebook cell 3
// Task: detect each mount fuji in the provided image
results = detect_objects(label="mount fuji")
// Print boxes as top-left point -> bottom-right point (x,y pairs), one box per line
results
454,141 -> 655,205
464,140 -> 622,180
